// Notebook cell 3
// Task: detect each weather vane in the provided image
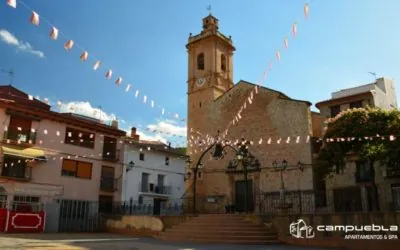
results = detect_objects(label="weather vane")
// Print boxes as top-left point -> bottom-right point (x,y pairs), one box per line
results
207,5 -> 212,15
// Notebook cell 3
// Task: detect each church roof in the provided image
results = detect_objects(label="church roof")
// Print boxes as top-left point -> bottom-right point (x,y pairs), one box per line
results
214,80 -> 312,106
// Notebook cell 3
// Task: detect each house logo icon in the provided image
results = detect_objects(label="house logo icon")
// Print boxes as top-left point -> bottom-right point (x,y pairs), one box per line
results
289,219 -> 315,239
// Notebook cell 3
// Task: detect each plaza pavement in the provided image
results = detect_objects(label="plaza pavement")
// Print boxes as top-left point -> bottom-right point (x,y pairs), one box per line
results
0,233 -> 341,250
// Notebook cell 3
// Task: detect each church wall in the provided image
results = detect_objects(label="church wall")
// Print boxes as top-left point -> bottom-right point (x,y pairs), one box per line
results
188,82 -> 315,206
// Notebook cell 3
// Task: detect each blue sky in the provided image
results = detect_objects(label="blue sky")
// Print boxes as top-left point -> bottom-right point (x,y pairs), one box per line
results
1,0 -> 400,145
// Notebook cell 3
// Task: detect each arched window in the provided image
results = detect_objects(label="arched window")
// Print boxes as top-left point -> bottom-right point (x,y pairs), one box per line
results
197,53 -> 204,70
221,54 -> 226,71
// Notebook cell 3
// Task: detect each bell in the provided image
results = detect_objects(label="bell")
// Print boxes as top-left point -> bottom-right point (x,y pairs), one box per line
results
213,143 -> 223,159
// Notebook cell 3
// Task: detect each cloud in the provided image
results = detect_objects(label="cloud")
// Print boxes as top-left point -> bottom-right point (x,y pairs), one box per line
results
147,120 -> 187,137
0,29 -> 44,58
58,101 -> 117,123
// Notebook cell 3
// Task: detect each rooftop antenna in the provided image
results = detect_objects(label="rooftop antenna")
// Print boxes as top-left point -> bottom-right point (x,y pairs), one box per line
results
0,69 -> 14,86
368,72 -> 377,81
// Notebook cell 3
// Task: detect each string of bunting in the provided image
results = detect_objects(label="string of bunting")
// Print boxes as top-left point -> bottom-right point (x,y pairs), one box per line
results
5,0 -> 185,122
189,1 -> 313,144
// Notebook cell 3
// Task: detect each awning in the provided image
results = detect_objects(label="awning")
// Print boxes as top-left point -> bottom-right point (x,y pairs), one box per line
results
1,146 -> 47,161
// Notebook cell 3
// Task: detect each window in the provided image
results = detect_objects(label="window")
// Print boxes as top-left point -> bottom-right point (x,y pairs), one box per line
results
141,173 -> 150,192
64,127 -> 95,149
197,53 -> 204,70
330,105 -> 341,118
102,136 -> 117,160
100,166 -> 115,191
355,160 -> 375,183
7,116 -> 34,143
12,196 -> 40,212
350,101 -> 363,109
61,159 -> 93,179
1,155 -> 29,180
139,153 -> 145,161
165,156 -> 170,166
221,54 -> 226,71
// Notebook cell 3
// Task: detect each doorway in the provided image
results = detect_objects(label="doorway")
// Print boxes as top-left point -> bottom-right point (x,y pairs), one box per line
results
153,198 -> 162,215
235,180 -> 254,212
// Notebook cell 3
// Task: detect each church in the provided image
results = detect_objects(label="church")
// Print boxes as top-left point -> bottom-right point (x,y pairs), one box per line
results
185,14 -> 323,213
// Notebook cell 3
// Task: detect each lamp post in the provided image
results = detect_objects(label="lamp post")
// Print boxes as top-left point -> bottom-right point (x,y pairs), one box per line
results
273,160 -> 288,207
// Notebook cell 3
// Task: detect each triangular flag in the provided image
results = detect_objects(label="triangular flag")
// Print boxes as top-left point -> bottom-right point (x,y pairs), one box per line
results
143,95 -> 147,103
50,27 -> 58,40
105,70 -> 112,79
7,0 -> 16,8
151,100 -> 154,108
30,11 -> 40,26
292,22 -> 297,37
269,62 -> 273,71
135,90 -> 139,98
93,61 -> 101,70
162,108 -> 165,115
276,50 -> 281,61
80,51 -> 88,61
115,77 -> 123,85
304,3 -> 309,19
284,37 -> 289,49
125,84 -> 131,92
64,40 -> 74,51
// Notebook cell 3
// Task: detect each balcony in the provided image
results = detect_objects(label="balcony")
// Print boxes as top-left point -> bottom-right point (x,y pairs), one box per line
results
139,183 -> 172,195
3,128 -> 37,146
0,165 -> 32,182
100,176 -> 118,192
102,149 -> 120,162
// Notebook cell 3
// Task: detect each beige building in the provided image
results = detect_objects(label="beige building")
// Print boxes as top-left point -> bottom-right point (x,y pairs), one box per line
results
315,78 -> 400,212
0,85 -> 126,210
185,15 -> 323,213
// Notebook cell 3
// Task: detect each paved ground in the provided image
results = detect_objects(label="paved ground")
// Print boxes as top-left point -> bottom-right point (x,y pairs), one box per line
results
0,233 -> 338,250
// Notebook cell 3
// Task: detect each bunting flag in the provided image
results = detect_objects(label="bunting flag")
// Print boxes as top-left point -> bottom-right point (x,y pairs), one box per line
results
50,27 -> 58,40
125,84 -> 131,92
269,62 -> 273,71
284,37 -> 289,49
292,22 -> 298,37
105,70 -> 112,79
64,40 -> 74,51
93,61 -> 101,70
7,0 -> 16,8
151,100 -> 154,108
80,51 -> 88,61
143,95 -> 147,103
162,108 -> 165,115
276,50 -> 281,61
304,3 -> 309,19
115,77 -> 123,85
30,11 -> 40,26
135,90 -> 139,98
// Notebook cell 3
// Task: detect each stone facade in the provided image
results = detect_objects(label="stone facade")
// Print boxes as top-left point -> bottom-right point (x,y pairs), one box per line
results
185,15 -> 321,212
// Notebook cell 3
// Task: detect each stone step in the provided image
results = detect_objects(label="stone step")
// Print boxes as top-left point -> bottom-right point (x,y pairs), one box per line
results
164,229 -> 277,237
157,236 -> 280,245
171,224 -> 267,231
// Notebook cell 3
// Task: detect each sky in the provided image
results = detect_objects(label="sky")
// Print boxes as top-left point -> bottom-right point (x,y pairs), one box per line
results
1,0 -> 400,146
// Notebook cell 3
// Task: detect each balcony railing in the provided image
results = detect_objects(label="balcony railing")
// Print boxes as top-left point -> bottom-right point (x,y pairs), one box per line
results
102,149 -> 120,162
139,182 -> 172,195
3,128 -> 37,145
100,176 -> 118,192
0,166 -> 32,181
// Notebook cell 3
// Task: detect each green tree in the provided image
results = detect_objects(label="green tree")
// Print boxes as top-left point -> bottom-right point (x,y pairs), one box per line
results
317,107 -> 400,177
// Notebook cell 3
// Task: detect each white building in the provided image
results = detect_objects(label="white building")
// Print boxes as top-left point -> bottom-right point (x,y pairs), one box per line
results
122,127 -> 187,215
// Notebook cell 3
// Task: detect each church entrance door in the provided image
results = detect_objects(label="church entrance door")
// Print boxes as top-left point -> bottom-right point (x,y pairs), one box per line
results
235,180 -> 254,212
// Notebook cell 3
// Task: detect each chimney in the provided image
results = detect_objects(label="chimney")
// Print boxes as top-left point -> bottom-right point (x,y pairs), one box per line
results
130,127 -> 140,141
111,120 -> 118,128
131,127 -> 137,137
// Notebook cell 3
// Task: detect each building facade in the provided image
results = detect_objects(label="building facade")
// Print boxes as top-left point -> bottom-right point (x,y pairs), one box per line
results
0,85 -> 126,218
185,15 -> 323,213
315,78 -> 400,212
122,128 -> 187,215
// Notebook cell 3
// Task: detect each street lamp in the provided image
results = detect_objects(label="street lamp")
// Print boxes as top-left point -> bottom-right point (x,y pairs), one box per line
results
126,161 -> 135,172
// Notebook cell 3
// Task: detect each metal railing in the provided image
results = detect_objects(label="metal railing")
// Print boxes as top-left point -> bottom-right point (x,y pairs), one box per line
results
3,128 -> 37,144
139,182 -> 172,195
102,149 -> 120,162
0,166 -> 32,181
100,176 -> 118,192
